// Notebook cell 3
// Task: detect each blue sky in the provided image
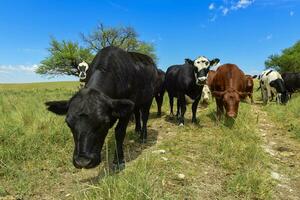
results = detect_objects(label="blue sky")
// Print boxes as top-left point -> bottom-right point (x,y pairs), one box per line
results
0,0 -> 300,83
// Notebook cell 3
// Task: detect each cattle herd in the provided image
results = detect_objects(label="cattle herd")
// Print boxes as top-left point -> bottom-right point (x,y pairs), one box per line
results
45,46 -> 300,170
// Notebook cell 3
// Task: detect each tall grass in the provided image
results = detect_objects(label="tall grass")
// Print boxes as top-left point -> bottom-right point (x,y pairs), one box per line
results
0,82 -> 274,199
263,94 -> 300,139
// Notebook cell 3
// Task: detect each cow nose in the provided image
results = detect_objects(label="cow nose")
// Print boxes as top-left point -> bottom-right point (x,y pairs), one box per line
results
198,77 -> 207,82
227,112 -> 237,118
74,156 -> 92,168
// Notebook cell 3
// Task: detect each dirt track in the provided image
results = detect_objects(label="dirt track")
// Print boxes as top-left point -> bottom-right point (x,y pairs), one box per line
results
253,104 -> 300,200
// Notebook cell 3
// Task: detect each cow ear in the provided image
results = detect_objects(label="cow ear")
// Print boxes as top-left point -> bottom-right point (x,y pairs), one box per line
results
252,75 -> 257,79
209,58 -> 220,67
110,99 -> 135,118
238,92 -> 249,99
45,100 -> 69,115
185,58 -> 194,65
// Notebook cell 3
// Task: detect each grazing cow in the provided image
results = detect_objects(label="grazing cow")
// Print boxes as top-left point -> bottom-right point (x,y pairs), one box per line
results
211,64 -> 249,119
245,75 -> 254,103
165,56 -> 220,125
259,69 -> 289,104
45,46 -> 157,170
154,69 -> 166,116
281,72 -> 300,98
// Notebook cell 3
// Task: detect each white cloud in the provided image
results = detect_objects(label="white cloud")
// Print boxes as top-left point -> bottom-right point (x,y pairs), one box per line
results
0,64 -> 39,73
266,34 -> 273,40
208,0 -> 255,22
232,0 -> 255,10
290,11 -> 294,16
255,0 -> 300,7
222,7 -> 229,15
209,3 -> 215,10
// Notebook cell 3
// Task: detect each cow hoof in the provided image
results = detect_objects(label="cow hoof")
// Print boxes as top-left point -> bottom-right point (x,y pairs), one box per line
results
112,162 -> 125,172
179,123 -> 184,126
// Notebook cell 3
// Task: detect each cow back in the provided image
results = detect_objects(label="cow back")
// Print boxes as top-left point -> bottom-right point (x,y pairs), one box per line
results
85,46 -> 157,105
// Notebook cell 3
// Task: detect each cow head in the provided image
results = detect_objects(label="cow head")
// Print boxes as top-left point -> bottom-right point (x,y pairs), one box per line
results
213,89 -> 248,118
78,61 -> 89,80
45,88 -> 134,169
186,57 -> 220,85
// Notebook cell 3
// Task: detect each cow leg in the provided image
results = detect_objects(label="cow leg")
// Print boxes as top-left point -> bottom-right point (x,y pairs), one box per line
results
168,93 -> 174,116
262,88 -> 268,105
113,117 -> 130,171
134,108 -> 142,134
140,102 -> 152,143
266,86 -> 272,103
155,94 -> 163,117
216,99 -> 224,120
250,94 -> 254,104
191,96 -> 201,123
176,98 -> 180,119
178,94 -> 186,126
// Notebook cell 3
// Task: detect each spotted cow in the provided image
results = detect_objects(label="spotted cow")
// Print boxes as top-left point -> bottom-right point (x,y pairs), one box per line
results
165,56 -> 220,125
259,69 -> 289,104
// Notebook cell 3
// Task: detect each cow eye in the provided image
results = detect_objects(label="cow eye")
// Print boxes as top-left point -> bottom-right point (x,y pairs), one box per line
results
202,60 -> 207,63
197,61 -> 200,64
79,113 -> 88,118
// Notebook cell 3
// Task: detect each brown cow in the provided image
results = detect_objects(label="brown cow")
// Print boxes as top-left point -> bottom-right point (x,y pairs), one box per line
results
211,64 -> 248,119
245,75 -> 254,103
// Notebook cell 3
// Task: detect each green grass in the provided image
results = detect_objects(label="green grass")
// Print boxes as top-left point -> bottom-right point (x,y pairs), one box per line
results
263,93 -> 300,139
0,81 -> 280,199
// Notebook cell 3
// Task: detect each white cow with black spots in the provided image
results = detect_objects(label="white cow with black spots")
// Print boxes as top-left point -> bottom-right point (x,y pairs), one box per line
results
258,69 -> 289,104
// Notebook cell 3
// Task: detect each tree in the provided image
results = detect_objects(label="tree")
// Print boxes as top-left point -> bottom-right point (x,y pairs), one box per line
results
36,38 -> 94,76
265,41 -> 300,72
37,23 -> 156,77
81,23 -> 156,61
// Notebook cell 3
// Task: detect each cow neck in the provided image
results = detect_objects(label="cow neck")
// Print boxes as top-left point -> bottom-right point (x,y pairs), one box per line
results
85,70 -> 115,98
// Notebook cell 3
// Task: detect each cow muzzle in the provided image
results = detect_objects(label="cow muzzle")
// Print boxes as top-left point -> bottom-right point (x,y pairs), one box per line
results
74,156 -> 92,168
227,111 -> 237,118
79,72 -> 87,80
196,77 -> 207,85
73,154 -> 100,169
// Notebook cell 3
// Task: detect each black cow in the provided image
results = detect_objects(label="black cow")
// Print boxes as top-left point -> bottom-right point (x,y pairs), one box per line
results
78,55 -> 165,116
165,56 -> 220,125
45,46 -> 157,170
154,69 -> 166,116
281,72 -> 300,98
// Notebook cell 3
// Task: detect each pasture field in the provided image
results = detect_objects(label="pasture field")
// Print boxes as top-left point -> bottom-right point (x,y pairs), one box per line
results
0,81 -> 299,199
